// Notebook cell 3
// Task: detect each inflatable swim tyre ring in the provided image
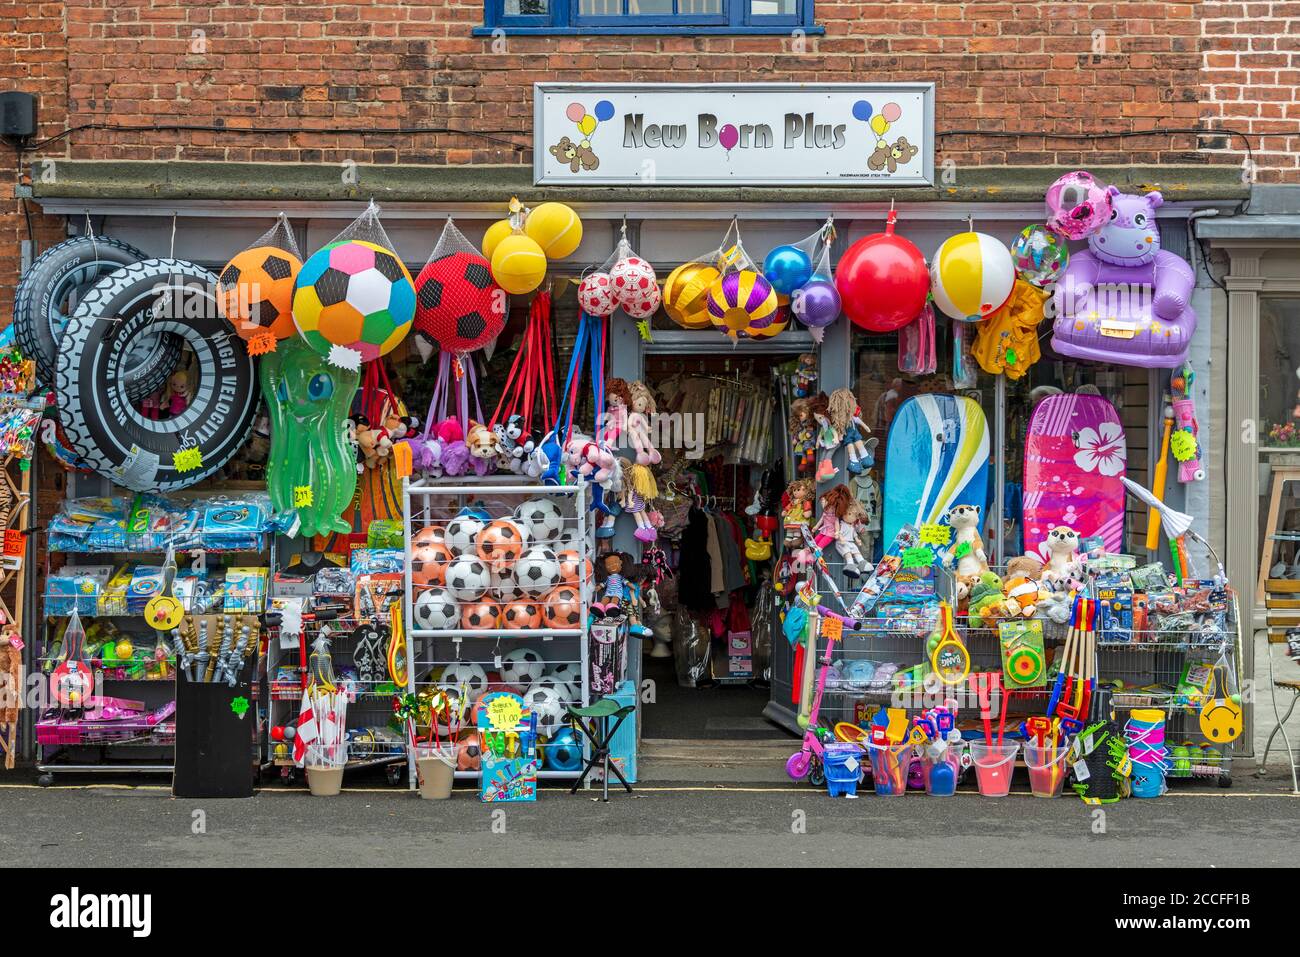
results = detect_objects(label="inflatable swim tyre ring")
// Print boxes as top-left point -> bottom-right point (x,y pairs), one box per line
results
13,235 -> 183,401
55,258 -> 259,492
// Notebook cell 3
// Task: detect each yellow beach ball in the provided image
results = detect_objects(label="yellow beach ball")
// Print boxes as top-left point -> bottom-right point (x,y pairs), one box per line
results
929,231 -> 1016,322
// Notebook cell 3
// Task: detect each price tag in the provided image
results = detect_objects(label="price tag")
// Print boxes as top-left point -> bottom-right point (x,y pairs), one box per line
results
173,446 -> 203,473
486,694 -> 522,732
293,485 -> 314,508
820,616 -> 843,642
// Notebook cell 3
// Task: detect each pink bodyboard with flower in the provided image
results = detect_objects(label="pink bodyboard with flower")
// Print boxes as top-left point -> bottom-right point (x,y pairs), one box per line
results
1022,394 -> 1127,555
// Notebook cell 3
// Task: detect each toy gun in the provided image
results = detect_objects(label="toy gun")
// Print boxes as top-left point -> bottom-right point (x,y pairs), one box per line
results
1169,364 -> 1204,483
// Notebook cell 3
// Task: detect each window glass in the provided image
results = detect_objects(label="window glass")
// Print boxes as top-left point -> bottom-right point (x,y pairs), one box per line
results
1259,298 -> 1300,447
751,0 -> 796,13
505,0 -> 549,13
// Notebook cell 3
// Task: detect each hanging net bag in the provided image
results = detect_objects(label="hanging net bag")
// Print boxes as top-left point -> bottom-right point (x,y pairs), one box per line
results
218,212 -> 304,356
291,201 -> 416,371
705,220 -> 780,342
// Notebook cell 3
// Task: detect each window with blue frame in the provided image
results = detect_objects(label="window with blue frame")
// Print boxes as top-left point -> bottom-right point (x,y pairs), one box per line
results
479,0 -> 820,35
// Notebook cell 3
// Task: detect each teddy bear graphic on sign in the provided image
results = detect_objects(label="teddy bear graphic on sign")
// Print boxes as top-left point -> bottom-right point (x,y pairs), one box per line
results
868,136 -> 919,174
549,136 -> 600,173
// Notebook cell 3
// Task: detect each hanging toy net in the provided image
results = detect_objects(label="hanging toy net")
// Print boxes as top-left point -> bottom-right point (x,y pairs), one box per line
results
414,217 -> 507,360
788,221 -> 841,345
292,201 -> 416,372
218,212 -> 305,356
704,219 -> 780,343
578,222 -> 661,339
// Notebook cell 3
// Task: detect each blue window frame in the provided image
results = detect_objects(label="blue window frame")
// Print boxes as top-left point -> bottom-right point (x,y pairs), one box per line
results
476,0 -> 820,35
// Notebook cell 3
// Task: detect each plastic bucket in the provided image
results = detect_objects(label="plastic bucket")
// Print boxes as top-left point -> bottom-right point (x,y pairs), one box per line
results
1130,760 -> 1167,798
1023,742 -> 1070,798
867,742 -> 914,797
823,743 -> 864,798
306,766 -> 344,797
919,745 -> 962,797
969,741 -> 1020,798
415,747 -> 456,800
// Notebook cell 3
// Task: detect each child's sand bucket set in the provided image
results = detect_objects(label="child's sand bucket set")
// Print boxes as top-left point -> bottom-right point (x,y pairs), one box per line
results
1125,709 -> 1169,799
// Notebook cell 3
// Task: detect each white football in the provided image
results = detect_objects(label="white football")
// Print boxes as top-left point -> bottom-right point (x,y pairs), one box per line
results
523,683 -> 567,736
500,647 -> 546,686
414,587 -> 459,630
445,512 -> 487,556
514,547 -> 561,597
446,555 -> 491,602
513,497 -> 566,543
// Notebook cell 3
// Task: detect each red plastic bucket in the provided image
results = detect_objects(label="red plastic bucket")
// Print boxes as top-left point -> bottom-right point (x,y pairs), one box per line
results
969,741 -> 1020,798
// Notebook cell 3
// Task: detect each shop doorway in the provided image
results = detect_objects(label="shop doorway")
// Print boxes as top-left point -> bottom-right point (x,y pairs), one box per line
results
637,349 -> 798,741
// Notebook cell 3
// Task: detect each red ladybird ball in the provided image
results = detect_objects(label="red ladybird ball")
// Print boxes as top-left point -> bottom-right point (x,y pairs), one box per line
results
577,271 -> 617,317
414,250 -> 507,353
609,256 -> 659,308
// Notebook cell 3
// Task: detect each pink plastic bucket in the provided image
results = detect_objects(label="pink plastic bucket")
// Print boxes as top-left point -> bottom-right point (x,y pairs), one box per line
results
1023,742 -> 1070,798
969,741 -> 1020,797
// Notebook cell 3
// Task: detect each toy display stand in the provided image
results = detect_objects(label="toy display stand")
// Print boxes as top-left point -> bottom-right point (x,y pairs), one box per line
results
35,510 -> 272,786
401,479 -> 594,788
173,667 -> 256,798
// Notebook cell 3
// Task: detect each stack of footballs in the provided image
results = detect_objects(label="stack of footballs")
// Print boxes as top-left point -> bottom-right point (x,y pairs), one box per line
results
575,252 -> 660,320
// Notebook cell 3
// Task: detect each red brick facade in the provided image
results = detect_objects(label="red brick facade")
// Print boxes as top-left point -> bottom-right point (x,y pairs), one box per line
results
0,1 -> 1295,316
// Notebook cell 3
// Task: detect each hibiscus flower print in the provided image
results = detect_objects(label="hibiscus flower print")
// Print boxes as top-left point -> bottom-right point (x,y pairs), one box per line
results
1073,422 -> 1127,476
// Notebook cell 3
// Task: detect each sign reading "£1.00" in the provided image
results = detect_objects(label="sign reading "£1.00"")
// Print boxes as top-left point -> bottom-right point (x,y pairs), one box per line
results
534,83 -> 935,187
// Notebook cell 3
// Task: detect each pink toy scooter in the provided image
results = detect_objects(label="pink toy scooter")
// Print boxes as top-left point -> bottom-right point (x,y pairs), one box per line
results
786,606 -> 858,787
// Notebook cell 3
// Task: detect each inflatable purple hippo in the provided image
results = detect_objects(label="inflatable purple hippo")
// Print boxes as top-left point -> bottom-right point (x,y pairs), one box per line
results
1050,187 -> 1196,368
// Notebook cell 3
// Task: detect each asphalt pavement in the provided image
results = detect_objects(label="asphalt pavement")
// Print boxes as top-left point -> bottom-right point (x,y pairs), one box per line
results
1,772 -> 1296,868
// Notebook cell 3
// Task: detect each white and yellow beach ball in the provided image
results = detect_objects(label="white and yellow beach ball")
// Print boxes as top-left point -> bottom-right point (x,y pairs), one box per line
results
929,231 -> 1016,322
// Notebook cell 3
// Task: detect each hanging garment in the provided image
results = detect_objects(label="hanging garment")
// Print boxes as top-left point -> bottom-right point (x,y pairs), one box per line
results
678,507 -> 716,612
705,512 -> 726,595
714,514 -> 748,593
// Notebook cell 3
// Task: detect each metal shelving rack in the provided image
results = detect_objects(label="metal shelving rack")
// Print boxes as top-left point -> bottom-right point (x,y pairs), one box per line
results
34,539 -> 272,785
401,479 -> 592,788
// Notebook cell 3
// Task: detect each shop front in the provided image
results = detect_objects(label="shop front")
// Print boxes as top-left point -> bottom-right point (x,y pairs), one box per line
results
9,79 -> 1252,800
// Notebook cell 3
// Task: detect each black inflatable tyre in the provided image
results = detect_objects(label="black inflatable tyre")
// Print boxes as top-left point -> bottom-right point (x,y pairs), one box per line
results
55,258 -> 259,493
14,235 -> 183,401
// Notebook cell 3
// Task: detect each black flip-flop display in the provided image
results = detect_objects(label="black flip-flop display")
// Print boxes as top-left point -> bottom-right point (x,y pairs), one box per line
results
55,258 -> 259,492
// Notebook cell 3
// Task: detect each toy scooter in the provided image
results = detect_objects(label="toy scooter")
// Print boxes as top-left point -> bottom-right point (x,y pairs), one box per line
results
786,607 -> 858,787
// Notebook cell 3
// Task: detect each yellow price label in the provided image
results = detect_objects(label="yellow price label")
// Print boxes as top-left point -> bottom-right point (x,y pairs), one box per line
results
293,485 -> 314,508
486,694 -> 523,732
173,446 -> 203,473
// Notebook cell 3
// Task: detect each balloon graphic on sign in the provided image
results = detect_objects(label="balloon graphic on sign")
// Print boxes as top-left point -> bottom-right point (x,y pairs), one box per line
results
853,100 -> 904,153
852,100 -> 873,122
566,100 -> 614,149
719,124 -> 739,155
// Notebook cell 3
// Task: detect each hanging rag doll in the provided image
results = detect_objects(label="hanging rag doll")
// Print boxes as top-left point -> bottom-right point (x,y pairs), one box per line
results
815,483 -> 853,551
781,478 -> 815,548
789,393 -> 827,478
828,387 -> 876,475
627,380 -> 663,466
813,409 -> 841,483
619,457 -> 661,543
794,353 -> 818,398
835,497 -> 869,579
593,551 -> 629,618
604,377 -> 633,452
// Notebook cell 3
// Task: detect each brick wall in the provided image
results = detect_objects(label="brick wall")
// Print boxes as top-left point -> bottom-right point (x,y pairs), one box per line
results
1200,0 -> 1300,182
0,1 -> 1295,316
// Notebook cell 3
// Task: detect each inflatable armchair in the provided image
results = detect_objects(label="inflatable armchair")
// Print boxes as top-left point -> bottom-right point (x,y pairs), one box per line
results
1050,188 -> 1195,368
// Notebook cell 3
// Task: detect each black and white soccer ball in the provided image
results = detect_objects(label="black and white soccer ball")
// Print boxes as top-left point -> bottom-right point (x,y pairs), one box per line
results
446,555 -> 491,602
500,647 -> 546,686
492,563 -> 527,603
547,662 -> 583,689
445,512 -> 487,556
530,675 -> 577,705
513,547 -> 561,597
523,683 -> 567,735
414,586 -> 459,630
440,661 -> 488,698
513,497 -> 566,543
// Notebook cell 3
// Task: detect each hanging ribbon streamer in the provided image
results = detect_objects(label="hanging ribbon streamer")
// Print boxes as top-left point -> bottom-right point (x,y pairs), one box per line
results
423,351 -> 483,435
491,291 -> 557,435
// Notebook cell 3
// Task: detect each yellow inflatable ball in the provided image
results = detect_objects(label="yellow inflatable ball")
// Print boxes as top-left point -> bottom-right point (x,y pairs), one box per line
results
663,262 -> 719,330
481,219 -> 514,260
525,202 -> 583,260
491,234 -> 548,295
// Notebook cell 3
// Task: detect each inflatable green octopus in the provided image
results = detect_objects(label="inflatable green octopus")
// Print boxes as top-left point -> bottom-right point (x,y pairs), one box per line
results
259,337 -> 359,538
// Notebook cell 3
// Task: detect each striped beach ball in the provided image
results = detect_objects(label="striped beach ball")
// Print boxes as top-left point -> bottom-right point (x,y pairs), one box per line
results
706,270 -> 779,336
744,296 -> 790,340
929,231 -> 1016,322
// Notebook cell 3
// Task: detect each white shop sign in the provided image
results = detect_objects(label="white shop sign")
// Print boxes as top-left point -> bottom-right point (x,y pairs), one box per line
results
534,82 -> 935,187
